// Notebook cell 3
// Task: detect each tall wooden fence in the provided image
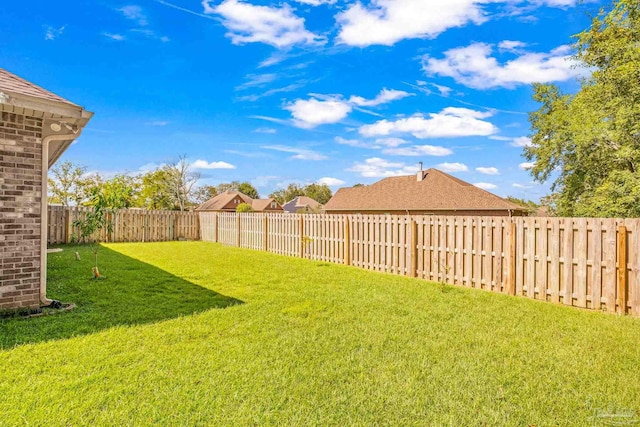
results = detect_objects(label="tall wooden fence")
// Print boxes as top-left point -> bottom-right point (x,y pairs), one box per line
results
47,206 -> 200,244
200,212 -> 640,316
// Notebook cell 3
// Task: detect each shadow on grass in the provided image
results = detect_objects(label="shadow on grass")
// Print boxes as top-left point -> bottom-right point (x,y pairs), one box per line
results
0,245 -> 242,349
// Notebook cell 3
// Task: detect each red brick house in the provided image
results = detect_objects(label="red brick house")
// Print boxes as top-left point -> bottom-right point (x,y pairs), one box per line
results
324,169 -> 527,216
196,190 -> 283,213
0,68 -> 92,311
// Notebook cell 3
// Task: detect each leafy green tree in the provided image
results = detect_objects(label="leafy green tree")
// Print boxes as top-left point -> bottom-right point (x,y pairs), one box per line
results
48,161 -> 89,206
140,168 -> 174,210
215,181 -> 259,199
236,203 -> 254,213
303,183 -> 332,205
269,183 -> 305,205
192,185 -> 218,205
90,174 -> 141,209
505,197 -> 540,215
73,180 -> 131,279
526,0 -> 640,217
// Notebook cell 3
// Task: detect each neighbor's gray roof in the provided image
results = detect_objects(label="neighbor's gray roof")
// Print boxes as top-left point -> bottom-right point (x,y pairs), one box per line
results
282,196 -> 322,213
324,168 -> 524,212
0,68 -> 78,106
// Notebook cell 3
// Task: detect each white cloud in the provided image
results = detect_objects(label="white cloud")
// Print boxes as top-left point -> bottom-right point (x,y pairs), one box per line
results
145,121 -> 169,126
192,160 -> 236,169
476,166 -> 499,175
436,162 -> 468,173
44,25 -> 65,41
383,145 -> 452,157
423,42 -> 580,89
512,183 -> 533,189
204,0 -> 325,48
103,32 -> 125,41
317,177 -> 345,186
336,0 -> 486,47
254,127 -> 277,134
498,40 -> 527,52
335,136 -> 408,149
236,73 -> 277,90
285,97 -> 352,128
348,157 -> 419,178
118,5 -> 148,26
474,182 -> 497,190
359,107 -> 497,139
519,162 -> 535,170
294,0 -> 336,5
349,89 -> 412,107
263,145 -> 327,160
511,136 -> 532,147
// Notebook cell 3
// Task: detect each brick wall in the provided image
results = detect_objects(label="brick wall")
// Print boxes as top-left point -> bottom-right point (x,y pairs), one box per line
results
0,112 -> 43,310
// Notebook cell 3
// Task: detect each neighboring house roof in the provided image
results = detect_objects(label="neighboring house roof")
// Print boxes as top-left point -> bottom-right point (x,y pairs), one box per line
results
196,191 -> 283,212
282,196 -> 322,213
324,169 -> 524,213
250,197 -> 281,212
196,190 -> 252,211
0,68 -> 78,107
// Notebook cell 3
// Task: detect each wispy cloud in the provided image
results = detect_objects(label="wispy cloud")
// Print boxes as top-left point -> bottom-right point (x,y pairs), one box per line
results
474,182 -> 498,190
44,25 -> 65,41
253,127 -> 277,134
103,32 -> 126,41
262,145 -> 327,160
118,5 -> 148,26
145,121 -> 169,126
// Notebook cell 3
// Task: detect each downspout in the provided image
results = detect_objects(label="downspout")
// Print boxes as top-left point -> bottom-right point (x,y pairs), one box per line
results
40,131 -> 85,306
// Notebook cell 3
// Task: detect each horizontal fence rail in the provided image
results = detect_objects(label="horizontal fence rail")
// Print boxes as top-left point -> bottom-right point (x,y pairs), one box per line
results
47,206 -> 200,244
200,212 -> 640,316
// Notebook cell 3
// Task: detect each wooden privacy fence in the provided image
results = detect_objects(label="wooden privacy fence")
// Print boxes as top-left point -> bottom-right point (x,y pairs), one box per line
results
200,212 -> 640,316
47,206 -> 200,244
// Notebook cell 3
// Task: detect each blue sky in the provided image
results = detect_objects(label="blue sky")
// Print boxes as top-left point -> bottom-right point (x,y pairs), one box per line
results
2,0 -> 601,199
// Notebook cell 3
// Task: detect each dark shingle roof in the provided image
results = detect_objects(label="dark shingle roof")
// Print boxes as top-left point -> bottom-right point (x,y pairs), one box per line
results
0,68 -> 78,106
324,168 -> 523,212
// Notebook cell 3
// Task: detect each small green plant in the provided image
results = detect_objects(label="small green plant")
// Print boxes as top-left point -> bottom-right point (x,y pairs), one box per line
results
236,203 -> 254,213
433,256 -> 451,292
302,236 -> 313,258
72,185 -> 128,279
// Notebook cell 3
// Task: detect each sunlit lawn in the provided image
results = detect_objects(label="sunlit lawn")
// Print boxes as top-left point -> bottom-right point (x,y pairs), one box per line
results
1,241 -> 639,426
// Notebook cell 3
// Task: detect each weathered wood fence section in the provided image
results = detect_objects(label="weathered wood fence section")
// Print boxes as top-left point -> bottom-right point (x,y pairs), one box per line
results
200,212 -> 640,316
47,206 -> 199,244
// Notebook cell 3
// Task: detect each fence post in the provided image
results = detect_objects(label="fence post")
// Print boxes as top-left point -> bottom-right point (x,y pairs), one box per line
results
299,215 -> 305,258
617,225 -> 628,314
508,221 -> 517,295
408,219 -> 417,277
236,214 -> 241,247
64,207 -> 70,244
344,216 -> 351,265
263,215 -> 269,252
214,213 -> 219,243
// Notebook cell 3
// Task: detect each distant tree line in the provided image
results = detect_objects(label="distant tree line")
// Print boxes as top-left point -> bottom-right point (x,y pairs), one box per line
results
48,158 -> 334,210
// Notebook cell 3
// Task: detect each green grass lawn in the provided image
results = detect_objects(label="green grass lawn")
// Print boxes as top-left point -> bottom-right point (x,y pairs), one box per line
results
1,242 -> 640,426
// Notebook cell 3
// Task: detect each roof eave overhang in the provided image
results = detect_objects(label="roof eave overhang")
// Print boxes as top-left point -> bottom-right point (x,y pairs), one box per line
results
0,90 -> 93,168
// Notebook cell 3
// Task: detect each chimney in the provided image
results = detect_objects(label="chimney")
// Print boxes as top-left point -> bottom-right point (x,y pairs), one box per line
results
417,162 -> 425,182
